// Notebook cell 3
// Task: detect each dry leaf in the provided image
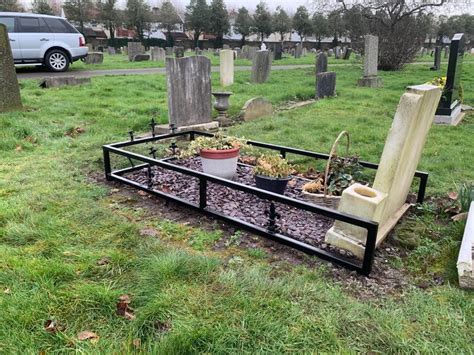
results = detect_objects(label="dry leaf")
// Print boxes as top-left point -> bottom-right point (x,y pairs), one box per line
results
77,331 -> 99,343
451,212 -> 468,222
117,294 -> 135,320
132,338 -> 141,348
44,319 -> 58,333
15,145 -> 22,152
448,191 -> 458,200
97,257 -> 111,266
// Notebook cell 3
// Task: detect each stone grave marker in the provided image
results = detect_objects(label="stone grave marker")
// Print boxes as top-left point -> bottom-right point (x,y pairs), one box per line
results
251,50 -> 271,84
294,43 -> 302,58
166,56 -> 213,129
430,46 -> 441,70
357,35 -> 383,88
247,46 -> 258,60
150,47 -> 165,61
174,46 -> 184,58
316,52 -> 328,74
457,202 -> 474,289
343,47 -> 352,60
316,72 -> 336,99
0,24 -> 21,112
220,49 -> 234,87
444,46 -> 449,58
272,43 -> 283,60
435,33 -> 465,125
165,47 -> 173,56
84,52 -> 104,64
133,54 -> 150,62
335,46 -> 341,59
302,47 -> 307,56
240,97 -> 273,120
223,44 -> 230,49
128,42 -> 144,61
325,84 -> 441,258
107,47 -> 116,55
39,76 -> 91,88
327,49 -> 334,57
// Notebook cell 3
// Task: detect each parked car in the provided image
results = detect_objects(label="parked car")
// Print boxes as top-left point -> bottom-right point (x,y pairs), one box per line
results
0,12 -> 88,72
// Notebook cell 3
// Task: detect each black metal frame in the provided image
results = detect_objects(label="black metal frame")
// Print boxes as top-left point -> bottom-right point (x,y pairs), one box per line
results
103,130 -> 428,276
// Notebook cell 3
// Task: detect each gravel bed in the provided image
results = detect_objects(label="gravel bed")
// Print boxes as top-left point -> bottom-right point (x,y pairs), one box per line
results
126,157 -> 355,259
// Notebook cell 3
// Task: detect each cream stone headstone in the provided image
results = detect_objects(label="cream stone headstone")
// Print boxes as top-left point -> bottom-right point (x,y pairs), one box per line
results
325,84 -> 442,258
220,49 -> 234,87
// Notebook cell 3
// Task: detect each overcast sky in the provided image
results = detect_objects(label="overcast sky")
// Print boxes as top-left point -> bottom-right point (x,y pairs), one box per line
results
19,0 -> 473,15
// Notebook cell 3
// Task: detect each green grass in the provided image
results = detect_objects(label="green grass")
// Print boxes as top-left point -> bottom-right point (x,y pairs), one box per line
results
1,62 -> 474,352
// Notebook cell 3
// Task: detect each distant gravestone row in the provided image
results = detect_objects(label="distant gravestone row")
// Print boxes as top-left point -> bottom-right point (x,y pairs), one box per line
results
0,24 -> 22,113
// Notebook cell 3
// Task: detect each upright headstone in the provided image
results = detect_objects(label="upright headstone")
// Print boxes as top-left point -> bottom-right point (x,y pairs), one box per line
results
316,52 -> 328,74
335,46 -> 341,59
251,50 -> 271,83
435,33 -> 465,125
165,47 -> 174,56
316,72 -> 336,99
174,46 -> 185,58
343,48 -> 352,60
166,56 -> 212,128
302,47 -> 307,57
325,84 -> 442,258
107,47 -> 116,55
150,47 -> 166,61
128,42 -> 144,61
357,35 -> 383,88
272,43 -> 283,60
430,46 -> 441,70
220,49 -> 234,87
294,43 -> 302,58
0,24 -> 22,112
84,52 -> 104,64
247,46 -> 258,60
327,49 -> 334,57
444,46 -> 449,59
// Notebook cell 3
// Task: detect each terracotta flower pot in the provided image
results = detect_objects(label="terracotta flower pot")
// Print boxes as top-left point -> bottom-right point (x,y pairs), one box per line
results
199,147 -> 240,179
255,175 -> 290,195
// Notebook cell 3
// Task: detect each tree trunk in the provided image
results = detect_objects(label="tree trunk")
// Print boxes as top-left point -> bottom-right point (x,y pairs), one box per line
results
240,35 -> 246,47
194,31 -> 200,49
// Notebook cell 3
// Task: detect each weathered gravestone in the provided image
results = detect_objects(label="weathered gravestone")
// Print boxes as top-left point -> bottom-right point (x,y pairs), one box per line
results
174,46 -> 185,58
247,46 -> 258,60
223,44 -> 230,49
435,33 -> 465,125
133,54 -> 150,62
457,202 -> 474,289
84,52 -> 104,64
128,42 -> 144,61
316,72 -> 336,99
357,35 -> 383,88
343,47 -> 352,60
166,56 -> 214,129
251,50 -> 271,84
302,47 -> 307,57
107,47 -> 116,55
272,43 -> 283,60
335,46 -> 341,59
327,49 -> 334,57
39,76 -> 91,88
430,46 -> 441,70
240,97 -> 273,121
316,52 -> 328,74
220,49 -> 234,87
444,46 -> 449,59
325,84 -> 442,258
150,47 -> 165,61
294,43 -> 302,58
165,47 -> 174,56
0,24 -> 22,112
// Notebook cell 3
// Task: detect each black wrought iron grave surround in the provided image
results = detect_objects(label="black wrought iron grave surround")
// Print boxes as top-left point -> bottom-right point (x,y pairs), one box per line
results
103,130 -> 428,276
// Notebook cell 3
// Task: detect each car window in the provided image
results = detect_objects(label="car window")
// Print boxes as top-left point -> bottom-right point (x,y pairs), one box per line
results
0,17 -> 15,32
18,17 -> 47,33
44,18 -> 77,33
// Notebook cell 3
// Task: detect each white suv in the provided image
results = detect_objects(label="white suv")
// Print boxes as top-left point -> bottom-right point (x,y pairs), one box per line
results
0,12 -> 88,72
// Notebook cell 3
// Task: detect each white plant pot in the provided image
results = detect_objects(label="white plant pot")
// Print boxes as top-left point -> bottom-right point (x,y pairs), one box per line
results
199,147 -> 240,179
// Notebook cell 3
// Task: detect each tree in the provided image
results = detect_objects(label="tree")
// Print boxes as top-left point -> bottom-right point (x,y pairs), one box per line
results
185,0 -> 210,48
63,0 -> 92,33
126,0 -> 152,42
32,0 -> 54,15
338,0 -> 451,70
209,0 -> 230,48
342,5 -> 370,52
312,13 -> 329,48
234,7 -> 253,46
156,1 -> 180,47
97,0 -> 120,43
252,2 -> 272,43
272,6 -> 291,42
292,6 -> 312,43
0,0 -> 23,12
327,10 -> 345,46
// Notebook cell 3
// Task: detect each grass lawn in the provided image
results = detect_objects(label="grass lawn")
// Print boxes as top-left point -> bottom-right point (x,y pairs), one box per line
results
1,60 -> 473,352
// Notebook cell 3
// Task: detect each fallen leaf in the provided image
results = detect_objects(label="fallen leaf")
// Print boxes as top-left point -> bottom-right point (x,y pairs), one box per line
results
448,191 -> 458,200
117,294 -> 135,320
77,331 -> 99,343
132,338 -> 141,348
15,145 -> 22,152
451,212 -> 468,222
3,288 -> 11,294
44,319 -> 58,333
111,188 -> 120,193
97,257 -> 111,266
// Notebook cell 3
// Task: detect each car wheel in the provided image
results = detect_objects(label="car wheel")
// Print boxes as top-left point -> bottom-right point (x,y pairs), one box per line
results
45,49 -> 70,72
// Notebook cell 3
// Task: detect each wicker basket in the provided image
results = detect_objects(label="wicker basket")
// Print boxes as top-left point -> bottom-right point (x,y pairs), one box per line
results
302,131 -> 350,209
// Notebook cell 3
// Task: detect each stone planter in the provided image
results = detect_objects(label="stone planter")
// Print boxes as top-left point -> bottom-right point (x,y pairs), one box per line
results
255,175 -> 290,195
199,147 -> 240,179
212,92 -> 232,126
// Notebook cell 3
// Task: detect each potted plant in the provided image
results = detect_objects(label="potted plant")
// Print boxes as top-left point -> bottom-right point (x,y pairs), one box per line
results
254,154 -> 293,194
302,131 -> 364,208
181,134 -> 247,179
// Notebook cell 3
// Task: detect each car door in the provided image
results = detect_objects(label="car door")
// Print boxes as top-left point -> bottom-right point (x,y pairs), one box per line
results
17,16 -> 53,62
0,16 -> 21,62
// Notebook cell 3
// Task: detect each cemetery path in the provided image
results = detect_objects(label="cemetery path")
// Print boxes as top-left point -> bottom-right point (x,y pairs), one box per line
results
16,65 -> 314,80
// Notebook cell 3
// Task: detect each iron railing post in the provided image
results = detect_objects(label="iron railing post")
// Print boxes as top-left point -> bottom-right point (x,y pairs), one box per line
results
199,178 -> 207,209
361,223 -> 378,275
417,173 -> 428,204
103,146 -> 112,181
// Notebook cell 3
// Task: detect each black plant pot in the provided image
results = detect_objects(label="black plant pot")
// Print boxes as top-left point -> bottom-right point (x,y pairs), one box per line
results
255,175 -> 290,195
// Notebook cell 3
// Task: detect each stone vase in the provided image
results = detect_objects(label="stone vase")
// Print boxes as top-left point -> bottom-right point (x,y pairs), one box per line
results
212,92 -> 232,126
